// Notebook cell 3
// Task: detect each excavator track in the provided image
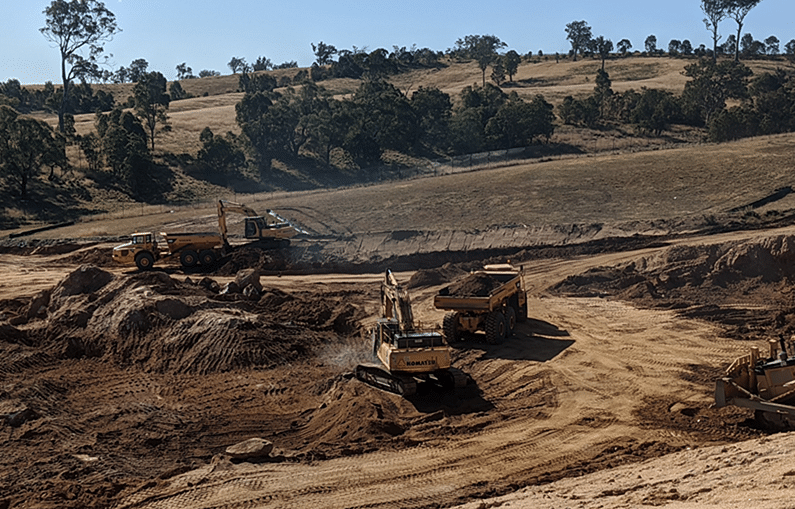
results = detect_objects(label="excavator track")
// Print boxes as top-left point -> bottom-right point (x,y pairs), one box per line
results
441,367 -> 469,389
355,364 -> 417,396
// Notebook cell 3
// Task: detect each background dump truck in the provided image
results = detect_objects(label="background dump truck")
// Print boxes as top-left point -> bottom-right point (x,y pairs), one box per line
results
112,231 -> 224,271
434,264 -> 527,344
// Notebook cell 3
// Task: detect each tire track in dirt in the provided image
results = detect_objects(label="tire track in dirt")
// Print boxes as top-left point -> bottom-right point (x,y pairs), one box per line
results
112,293 -> 753,509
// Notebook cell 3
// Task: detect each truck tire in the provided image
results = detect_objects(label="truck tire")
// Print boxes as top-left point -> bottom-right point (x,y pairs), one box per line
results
485,310 -> 506,344
443,312 -> 461,343
135,252 -> 154,271
504,306 -> 516,336
180,250 -> 198,268
199,249 -> 217,267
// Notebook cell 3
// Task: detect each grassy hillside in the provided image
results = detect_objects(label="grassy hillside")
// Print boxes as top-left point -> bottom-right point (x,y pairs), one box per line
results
4,55 -> 795,230
7,130 -> 795,242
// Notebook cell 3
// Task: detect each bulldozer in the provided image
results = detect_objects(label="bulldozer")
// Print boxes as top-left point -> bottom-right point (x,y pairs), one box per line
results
715,335 -> 795,429
217,200 -> 301,248
355,270 -> 468,396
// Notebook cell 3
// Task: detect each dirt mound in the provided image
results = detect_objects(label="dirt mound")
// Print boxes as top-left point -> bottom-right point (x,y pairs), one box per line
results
25,266 -> 363,374
218,246 -> 290,275
445,272 -> 503,297
298,376 -> 416,454
407,263 -> 467,289
257,294 -> 362,334
58,246 -> 112,266
550,234 -> 795,339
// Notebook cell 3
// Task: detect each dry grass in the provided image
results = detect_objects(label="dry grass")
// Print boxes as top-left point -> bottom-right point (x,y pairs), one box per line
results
25,130 -> 795,240
252,132 -> 795,232
8,55 -> 795,232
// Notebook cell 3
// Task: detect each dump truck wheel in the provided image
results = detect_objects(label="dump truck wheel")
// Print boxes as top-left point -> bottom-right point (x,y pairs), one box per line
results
135,252 -> 154,271
485,310 -> 506,344
180,250 -> 198,268
504,306 -> 516,336
199,249 -> 217,267
443,312 -> 461,343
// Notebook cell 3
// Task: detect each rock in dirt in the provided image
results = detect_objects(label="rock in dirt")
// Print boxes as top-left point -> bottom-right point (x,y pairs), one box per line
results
235,269 -> 262,293
155,298 -> 193,320
225,438 -> 274,460
220,281 -> 241,295
198,277 -> 220,293
242,285 -> 260,300
22,290 -> 51,320
4,408 -> 39,427
0,324 -> 26,342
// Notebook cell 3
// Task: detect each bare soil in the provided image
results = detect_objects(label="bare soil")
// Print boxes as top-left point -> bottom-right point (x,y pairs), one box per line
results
6,135 -> 795,508
4,223 -> 795,509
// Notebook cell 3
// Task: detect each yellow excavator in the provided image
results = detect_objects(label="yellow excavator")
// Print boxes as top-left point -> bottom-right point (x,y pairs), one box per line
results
355,270 -> 468,396
216,200 -> 302,249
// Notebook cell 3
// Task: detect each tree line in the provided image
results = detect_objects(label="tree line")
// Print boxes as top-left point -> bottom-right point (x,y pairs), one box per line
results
215,71 -> 554,177
558,58 -> 795,144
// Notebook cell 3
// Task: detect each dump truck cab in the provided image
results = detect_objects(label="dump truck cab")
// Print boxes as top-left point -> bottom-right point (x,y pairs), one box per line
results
112,232 -> 158,269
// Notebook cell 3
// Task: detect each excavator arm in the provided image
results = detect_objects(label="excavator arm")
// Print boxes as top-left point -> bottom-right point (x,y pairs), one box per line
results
381,269 -> 415,331
218,200 -> 259,246
217,199 -> 300,246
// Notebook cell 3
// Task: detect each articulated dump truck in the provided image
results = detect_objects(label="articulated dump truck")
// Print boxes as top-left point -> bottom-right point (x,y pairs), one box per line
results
435,264 -> 527,344
112,231 -> 223,270
715,336 -> 795,429
113,200 -> 305,271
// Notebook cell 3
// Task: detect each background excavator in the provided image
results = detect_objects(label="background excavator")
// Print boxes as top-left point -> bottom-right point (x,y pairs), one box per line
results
355,270 -> 468,396
217,199 -> 303,249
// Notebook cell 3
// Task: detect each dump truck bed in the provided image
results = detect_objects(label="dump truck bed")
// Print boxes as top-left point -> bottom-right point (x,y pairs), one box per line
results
160,232 -> 223,253
434,272 -> 522,312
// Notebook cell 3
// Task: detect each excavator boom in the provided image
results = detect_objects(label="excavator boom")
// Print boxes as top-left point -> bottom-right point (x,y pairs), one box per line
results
217,199 -> 300,247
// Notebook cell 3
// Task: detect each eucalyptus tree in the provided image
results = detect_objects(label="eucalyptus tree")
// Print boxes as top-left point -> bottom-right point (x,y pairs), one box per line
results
726,0 -> 763,61
565,21 -> 592,61
40,0 -> 120,133
701,0 -> 729,63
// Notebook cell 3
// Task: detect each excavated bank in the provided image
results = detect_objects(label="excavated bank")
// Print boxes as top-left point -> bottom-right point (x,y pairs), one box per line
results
550,234 -> 795,340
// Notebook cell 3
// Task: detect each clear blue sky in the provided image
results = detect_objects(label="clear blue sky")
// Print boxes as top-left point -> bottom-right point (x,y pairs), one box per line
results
2,0 -> 794,84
